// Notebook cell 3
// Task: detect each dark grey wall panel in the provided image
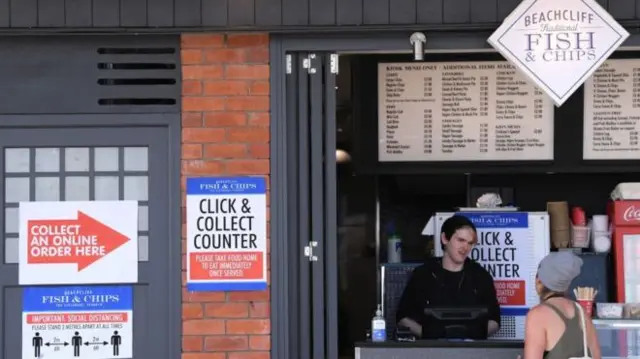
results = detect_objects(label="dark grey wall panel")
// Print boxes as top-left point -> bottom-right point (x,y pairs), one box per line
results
65,0 -> 92,27
497,0 -> 520,21
174,0 -> 200,26
229,0 -> 255,26
310,0 -> 336,25
0,36 -> 180,114
609,0 -> 636,19
417,0 -> 443,24
471,0 -> 498,23
443,0 -> 470,23
363,0 -> 390,25
389,0 -> 416,25
121,0 -> 148,27
93,0 -> 119,26
282,0 -> 308,25
11,0 -> 37,27
148,0 -> 175,26
336,0 -> 362,25
0,0 -> 8,26
2,0 -> 640,30
38,0 -> 65,27
255,0 -> 282,26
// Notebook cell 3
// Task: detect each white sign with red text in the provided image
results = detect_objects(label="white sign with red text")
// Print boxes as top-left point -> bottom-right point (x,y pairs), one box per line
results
19,201 -> 138,285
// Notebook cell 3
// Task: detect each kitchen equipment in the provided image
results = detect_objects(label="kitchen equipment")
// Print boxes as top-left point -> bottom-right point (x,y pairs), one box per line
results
607,200 -> 640,302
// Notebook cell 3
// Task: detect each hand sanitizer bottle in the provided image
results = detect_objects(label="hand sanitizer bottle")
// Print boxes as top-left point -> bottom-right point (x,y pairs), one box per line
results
371,304 -> 386,342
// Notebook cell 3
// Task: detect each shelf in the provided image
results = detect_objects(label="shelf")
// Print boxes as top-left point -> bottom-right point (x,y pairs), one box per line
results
594,318 -> 640,328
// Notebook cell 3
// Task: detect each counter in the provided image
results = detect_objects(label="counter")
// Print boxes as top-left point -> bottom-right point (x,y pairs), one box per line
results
355,340 -> 523,359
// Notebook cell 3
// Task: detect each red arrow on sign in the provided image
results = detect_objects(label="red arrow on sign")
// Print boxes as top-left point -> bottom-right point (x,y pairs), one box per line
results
27,211 -> 130,271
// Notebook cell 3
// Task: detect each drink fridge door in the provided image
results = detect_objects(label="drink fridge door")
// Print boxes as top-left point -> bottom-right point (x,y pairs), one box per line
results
623,234 -> 640,302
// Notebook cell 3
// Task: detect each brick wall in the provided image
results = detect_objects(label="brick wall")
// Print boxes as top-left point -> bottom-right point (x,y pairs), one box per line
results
180,33 -> 271,359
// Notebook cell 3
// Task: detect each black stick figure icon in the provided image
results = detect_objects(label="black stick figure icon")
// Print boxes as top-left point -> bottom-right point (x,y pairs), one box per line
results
32,332 -> 43,358
71,332 -> 82,357
110,331 -> 121,356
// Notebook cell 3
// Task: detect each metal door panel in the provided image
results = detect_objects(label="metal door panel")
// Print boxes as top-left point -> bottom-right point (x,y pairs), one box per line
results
292,52 -> 312,359
287,52 -> 338,359
322,54 -> 339,359
309,53 -> 327,359
0,125 -> 176,359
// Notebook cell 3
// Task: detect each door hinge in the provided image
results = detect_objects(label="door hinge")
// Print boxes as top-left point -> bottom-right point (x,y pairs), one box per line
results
303,241 -> 318,261
330,54 -> 339,74
285,54 -> 292,74
303,53 -> 317,74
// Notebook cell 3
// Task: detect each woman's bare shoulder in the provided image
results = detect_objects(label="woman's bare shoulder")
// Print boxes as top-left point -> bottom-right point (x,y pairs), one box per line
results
526,304 -> 550,321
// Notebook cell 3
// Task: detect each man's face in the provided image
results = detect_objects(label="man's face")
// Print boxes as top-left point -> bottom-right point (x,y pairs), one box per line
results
441,227 -> 476,264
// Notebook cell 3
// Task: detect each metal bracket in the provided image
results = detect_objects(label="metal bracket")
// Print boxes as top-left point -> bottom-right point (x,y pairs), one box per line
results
303,53 -> 317,74
285,54 -> 292,74
303,241 -> 318,261
330,54 -> 339,74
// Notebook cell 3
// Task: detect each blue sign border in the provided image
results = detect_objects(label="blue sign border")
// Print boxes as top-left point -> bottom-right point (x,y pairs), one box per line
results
186,177 -> 266,195
23,286 -> 133,312
186,176 -> 268,292
187,282 -> 268,291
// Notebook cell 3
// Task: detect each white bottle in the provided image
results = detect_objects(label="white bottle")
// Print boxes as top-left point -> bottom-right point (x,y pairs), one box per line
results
371,304 -> 386,342
387,235 -> 402,263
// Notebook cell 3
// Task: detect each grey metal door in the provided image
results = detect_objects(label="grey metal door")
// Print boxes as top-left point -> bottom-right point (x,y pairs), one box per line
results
286,53 -> 339,359
0,119 -> 180,359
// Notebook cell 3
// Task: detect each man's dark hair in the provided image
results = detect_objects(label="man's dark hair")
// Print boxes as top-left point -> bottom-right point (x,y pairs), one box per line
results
440,215 -> 477,249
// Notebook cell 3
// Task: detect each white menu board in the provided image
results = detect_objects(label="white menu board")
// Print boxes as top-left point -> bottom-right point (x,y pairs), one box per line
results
378,62 -> 555,162
584,59 -> 640,160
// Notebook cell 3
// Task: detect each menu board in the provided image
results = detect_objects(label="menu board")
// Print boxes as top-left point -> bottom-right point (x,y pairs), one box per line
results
378,62 -> 555,162
584,59 -> 640,160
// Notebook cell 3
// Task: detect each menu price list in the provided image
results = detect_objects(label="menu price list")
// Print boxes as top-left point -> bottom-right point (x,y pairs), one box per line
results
584,59 -> 640,160
378,62 -> 555,162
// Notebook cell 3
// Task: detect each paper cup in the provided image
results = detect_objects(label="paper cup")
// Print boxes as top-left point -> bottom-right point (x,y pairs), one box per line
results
577,300 -> 594,317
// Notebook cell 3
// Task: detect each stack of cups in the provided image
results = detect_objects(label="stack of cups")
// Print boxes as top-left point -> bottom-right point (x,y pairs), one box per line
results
591,215 -> 611,253
574,287 -> 597,317
547,201 -> 571,248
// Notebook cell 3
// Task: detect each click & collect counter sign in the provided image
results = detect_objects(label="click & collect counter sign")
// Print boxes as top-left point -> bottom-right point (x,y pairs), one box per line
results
463,212 -> 530,307
22,286 -> 133,359
19,201 -> 138,285
488,0 -> 629,106
186,177 -> 268,291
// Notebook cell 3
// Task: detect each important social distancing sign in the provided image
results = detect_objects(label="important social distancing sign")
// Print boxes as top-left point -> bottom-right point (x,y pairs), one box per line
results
185,177 -> 267,292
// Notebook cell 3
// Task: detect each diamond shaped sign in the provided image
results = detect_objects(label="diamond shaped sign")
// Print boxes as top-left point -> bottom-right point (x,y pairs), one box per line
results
488,0 -> 629,106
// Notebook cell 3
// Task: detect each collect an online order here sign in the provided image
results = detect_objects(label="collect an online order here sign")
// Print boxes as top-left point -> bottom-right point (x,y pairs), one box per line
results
458,212 -> 531,314
186,177 -> 268,291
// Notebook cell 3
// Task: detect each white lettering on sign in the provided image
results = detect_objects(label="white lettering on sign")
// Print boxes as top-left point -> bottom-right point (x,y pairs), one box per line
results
19,201 -> 139,285
623,205 -> 640,222
488,0 -> 629,106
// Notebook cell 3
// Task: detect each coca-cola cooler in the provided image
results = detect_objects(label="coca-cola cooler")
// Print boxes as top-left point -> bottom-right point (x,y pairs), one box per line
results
608,200 -> 640,303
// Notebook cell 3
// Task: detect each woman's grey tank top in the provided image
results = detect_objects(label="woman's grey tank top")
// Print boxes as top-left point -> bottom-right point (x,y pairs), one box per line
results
542,303 -> 591,359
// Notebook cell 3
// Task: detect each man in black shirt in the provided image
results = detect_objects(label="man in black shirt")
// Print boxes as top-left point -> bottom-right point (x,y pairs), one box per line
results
396,215 -> 501,338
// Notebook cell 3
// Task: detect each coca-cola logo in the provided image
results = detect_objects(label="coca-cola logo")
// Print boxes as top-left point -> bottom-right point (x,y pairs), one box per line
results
623,205 -> 640,222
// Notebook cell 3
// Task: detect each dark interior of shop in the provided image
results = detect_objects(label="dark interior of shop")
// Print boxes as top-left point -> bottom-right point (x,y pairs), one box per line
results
334,53 -> 639,356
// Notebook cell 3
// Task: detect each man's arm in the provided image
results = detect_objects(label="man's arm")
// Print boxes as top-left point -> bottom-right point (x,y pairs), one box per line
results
396,268 -> 426,338
481,272 -> 501,336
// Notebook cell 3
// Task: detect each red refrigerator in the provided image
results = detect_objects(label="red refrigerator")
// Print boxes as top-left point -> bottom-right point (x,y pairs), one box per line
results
608,200 -> 640,303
